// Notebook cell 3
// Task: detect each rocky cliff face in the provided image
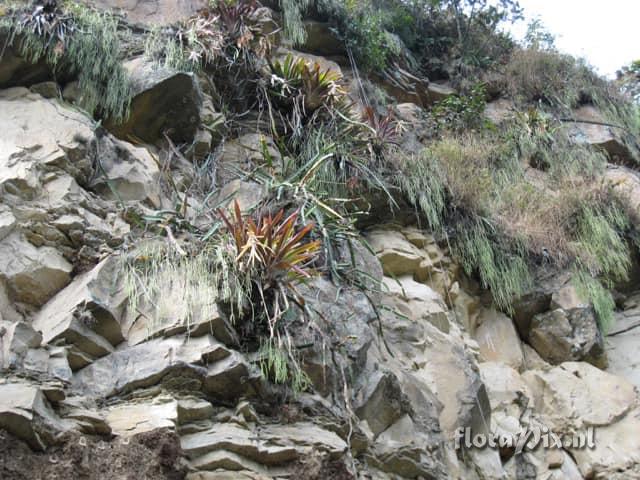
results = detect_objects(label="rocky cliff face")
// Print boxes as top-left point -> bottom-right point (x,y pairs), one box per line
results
1,1 -> 640,480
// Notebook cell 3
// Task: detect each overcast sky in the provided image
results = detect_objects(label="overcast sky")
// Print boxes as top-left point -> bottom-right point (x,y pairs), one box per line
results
504,0 -> 639,78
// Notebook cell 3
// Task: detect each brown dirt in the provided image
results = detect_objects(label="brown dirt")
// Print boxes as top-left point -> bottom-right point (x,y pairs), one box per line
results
0,428 -> 187,480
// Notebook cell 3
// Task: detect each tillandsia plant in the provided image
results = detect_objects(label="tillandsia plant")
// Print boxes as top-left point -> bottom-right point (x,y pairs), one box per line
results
217,200 -> 320,393
268,53 -> 345,113
18,0 -> 74,53
151,0 -> 266,71
361,106 -> 400,157
217,200 -> 320,336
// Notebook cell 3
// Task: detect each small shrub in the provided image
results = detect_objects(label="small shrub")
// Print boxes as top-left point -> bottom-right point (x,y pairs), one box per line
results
431,82 -> 487,131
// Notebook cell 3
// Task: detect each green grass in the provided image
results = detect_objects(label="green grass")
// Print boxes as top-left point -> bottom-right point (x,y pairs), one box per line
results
393,152 -> 446,230
453,218 -> 532,313
395,113 -> 633,321
572,269 -> 617,333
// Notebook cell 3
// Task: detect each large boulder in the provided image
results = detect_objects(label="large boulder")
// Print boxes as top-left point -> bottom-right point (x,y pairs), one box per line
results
89,134 -> 162,205
181,422 -> 347,472
474,308 -> 524,370
0,321 -> 42,369
605,166 -> 640,226
523,362 -> 640,478
366,229 -> 427,277
92,0 -> 207,25
379,67 -> 455,107
606,293 -> 640,389
32,256 -> 126,369
105,57 -> 202,144
528,307 -> 607,368
106,396 -> 180,436
0,233 -> 72,307
72,334 -> 255,401
298,21 -> 346,56
569,105 -> 639,165
0,88 -> 94,200
0,381 -> 68,450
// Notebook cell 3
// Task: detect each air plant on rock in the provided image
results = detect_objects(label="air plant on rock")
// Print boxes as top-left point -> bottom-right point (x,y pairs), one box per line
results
218,199 -> 320,336
268,53 -> 345,113
361,106 -> 400,157
19,0 -> 75,56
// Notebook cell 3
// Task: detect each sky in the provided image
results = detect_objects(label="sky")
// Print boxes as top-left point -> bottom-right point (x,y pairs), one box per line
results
504,0 -> 639,78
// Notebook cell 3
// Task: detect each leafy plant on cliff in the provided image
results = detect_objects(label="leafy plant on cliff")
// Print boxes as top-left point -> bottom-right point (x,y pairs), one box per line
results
268,53 -> 344,112
218,200 -> 320,390
2,0 -> 132,121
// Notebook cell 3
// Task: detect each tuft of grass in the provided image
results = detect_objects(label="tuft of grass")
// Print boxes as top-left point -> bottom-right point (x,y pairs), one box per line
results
280,0 -> 310,46
395,112 -> 633,318
122,240 -> 249,329
393,152 -> 445,230
572,204 -> 631,282
259,336 -> 311,394
453,218 -> 532,313
572,268 -> 617,333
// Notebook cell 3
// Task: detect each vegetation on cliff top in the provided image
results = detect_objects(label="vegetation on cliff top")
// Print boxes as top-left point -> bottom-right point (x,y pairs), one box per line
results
5,0 -> 640,387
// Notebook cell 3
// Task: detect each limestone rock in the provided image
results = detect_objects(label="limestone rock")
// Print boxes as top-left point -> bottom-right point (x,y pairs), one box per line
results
382,276 -> 450,333
0,88 -> 94,199
523,362 -> 640,478
299,21 -> 346,56
32,256 -> 126,369
0,321 -> 42,369
89,135 -> 161,205
105,57 -> 202,144
0,233 -> 72,307
106,397 -> 179,436
528,307 -> 607,367
216,134 -> 281,185
569,105 -> 638,164
0,209 -> 16,241
474,309 -> 524,370
72,334 -> 252,401
379,67 -> 455,107
354,371 -> 407,437
181,422 -> 347,467
523,362 -> 636,431
0,382 -> 67,450
605,166 -> 640,226
607,306 -> 640,389
297,278 -> 375,394
177,398 -> 214,424
366,229 -> 425,276
214,180 -> 268,216
550,283 -> 588,310
93,0 -> 207,25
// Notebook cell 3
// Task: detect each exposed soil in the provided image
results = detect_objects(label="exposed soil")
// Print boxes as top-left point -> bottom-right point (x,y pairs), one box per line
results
0,428 -> 187,480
